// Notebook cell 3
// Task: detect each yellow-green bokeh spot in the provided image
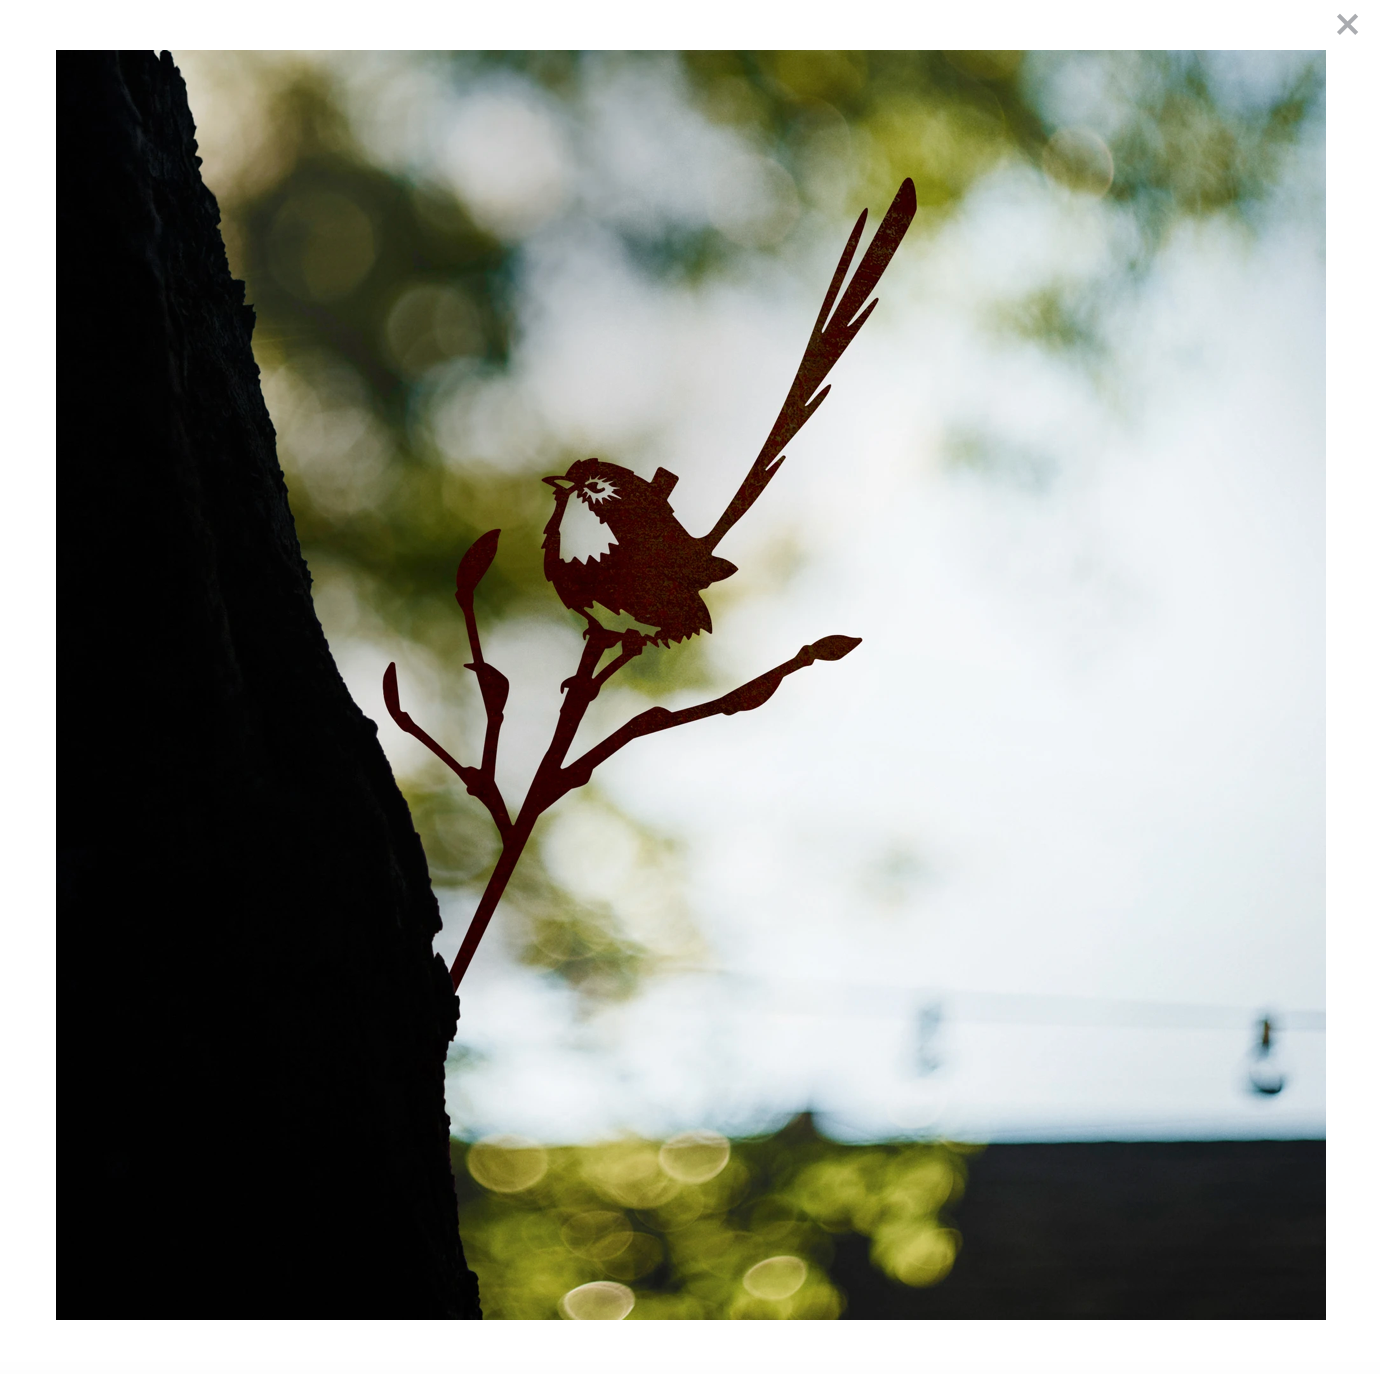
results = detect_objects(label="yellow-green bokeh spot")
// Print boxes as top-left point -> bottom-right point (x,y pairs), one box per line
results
742,1254 -> 808,1300
467,1134 -> 549,1193
561,1280 -> 635,1319
659,1130 -> 732,1183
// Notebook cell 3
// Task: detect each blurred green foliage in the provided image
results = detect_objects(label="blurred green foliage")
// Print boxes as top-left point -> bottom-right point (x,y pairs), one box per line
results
684,50 -> 1036,217
180,50 -> 1321,1003
451,1114 -> 974,1318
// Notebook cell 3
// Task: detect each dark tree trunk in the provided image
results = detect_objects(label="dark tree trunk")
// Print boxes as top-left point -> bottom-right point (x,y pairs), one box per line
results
58,50 -> 480,1318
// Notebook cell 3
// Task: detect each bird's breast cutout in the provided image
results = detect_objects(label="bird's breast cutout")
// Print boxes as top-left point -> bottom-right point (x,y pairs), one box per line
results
558,496 -> 619,563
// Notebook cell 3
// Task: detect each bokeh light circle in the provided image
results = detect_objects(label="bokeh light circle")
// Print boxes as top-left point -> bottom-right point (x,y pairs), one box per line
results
267,190 -> 377,302
742,1254 -> 808,1300
561,1280 -> 636,1320
584,1141 -> 679,1207
1042,126 -> 1115,197
466,1134 -> 548,1193
383,283 -> 483,378
658,1130 -> 731,1183
561,1209 -> 633,1260
880,1227 -> 960,1287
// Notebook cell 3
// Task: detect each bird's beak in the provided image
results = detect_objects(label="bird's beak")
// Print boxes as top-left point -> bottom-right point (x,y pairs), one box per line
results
543,475 -> 574,490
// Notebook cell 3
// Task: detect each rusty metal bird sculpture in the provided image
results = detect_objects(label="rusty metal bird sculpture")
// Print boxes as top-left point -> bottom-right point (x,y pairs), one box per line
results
386,178 -> 917,989
541,177 -> 918,677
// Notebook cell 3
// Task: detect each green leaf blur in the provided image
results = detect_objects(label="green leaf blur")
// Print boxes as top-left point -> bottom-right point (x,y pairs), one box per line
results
451,1115 -> 975,1318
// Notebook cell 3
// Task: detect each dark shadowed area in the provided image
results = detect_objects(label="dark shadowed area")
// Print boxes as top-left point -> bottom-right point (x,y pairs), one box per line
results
832,1139 -> 1325,1318
58,51 -> 478,1317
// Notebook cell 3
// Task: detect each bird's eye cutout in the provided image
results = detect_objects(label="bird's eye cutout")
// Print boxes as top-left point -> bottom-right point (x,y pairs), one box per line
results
584,478 -> 617,502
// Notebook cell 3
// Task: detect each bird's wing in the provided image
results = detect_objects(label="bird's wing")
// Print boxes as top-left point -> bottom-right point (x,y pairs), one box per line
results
702,177 -> 917,552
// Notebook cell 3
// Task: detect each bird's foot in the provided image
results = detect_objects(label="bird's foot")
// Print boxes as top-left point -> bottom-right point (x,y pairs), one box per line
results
591,631 -> 648,688
581,621 -> 623,651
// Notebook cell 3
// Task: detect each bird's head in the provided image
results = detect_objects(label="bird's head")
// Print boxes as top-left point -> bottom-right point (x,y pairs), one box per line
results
542,459 -> 627,514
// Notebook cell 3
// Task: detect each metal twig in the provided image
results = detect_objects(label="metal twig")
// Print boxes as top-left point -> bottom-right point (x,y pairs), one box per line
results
382,662 -> 512,839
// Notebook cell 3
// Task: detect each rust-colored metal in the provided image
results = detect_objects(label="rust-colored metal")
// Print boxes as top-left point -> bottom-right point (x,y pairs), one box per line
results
384,179 -> 917,990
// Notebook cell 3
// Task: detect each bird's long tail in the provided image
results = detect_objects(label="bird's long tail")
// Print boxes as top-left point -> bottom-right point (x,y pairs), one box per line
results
703,177 -> 917,552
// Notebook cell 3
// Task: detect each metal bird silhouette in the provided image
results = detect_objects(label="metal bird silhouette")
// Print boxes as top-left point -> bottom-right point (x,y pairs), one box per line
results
386,178 -> 918,990
542,177 -> 918,662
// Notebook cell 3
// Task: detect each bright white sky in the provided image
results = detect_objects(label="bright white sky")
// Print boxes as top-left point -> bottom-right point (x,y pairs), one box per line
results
308,54 -> 1326,1144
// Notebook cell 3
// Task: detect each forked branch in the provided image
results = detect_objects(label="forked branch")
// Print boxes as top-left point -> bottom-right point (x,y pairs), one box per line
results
383,527 -> 514,839
442,617 -> 861,991
559,635 -> 863,791
383,663 -> 513,839
385,531 -> 865,990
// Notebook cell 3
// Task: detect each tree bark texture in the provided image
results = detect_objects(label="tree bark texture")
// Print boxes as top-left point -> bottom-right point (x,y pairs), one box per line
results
58,50 -> 481,1317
